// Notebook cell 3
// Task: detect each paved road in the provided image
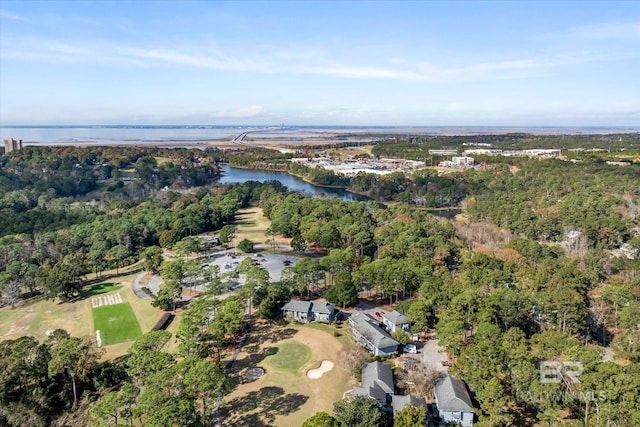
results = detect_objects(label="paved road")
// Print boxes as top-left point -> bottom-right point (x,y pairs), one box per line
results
131,272 -> 153,300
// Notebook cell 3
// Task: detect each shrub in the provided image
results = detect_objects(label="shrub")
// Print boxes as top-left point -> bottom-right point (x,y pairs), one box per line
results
238,238 -> 254,253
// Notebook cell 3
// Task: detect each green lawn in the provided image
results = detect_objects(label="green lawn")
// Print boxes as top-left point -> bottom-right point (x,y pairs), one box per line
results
92,302 -> 142,346
88,282 -> 123,295
265,341 -> 311,372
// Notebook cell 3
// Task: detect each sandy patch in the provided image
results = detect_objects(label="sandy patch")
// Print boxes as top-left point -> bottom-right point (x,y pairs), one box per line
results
307,360 -> 334,379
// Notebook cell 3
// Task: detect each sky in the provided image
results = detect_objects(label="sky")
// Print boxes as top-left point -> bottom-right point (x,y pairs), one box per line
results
1,0 -> 639,126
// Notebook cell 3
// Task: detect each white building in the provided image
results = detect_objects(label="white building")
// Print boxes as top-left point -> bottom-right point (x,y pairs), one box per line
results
452,157 -> 475,167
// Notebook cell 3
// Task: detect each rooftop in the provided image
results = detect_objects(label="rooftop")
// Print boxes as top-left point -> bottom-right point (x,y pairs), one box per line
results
281,300 -> 312,313
433,375 -> 474,413
353,361 -> 394,405
391,394 -> 428,415
281,299 -> 336,314
382,310 -> 411,325
350,312 -> 400,350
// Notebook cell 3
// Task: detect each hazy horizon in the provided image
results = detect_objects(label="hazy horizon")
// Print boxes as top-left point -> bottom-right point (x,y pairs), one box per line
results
2,124 -> 640,131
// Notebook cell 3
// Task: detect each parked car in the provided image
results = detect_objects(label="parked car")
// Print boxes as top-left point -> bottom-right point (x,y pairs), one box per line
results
404,344 -> 418,354
283,259 -> 291,265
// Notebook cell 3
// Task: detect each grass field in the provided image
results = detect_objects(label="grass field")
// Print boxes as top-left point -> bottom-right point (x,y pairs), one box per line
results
266,341 -> 311,372
223,323 -> 351,426
92,302 -> 142,346
88,282 -> 123,295
0,265 -> 179,360
234,207 -> 292,252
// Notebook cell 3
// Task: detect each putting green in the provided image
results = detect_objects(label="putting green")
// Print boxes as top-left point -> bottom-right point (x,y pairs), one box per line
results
265,341 -> 311,372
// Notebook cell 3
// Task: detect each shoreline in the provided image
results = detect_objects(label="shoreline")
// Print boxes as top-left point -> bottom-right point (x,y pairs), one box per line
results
221,163 -> 376,201
225,163 -> 351,190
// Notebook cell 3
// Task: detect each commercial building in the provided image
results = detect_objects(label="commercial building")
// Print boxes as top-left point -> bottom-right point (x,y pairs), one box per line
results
3,138 -> 22,154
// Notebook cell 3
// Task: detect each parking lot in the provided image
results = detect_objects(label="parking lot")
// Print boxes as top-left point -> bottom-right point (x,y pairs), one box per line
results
200,249 -> 300,291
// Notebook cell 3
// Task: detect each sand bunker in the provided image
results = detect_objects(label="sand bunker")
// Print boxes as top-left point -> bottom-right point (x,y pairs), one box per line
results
307,360 -> 334,379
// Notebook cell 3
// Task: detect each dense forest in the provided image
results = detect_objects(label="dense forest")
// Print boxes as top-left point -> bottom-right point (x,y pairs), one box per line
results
1,140 -> 639,426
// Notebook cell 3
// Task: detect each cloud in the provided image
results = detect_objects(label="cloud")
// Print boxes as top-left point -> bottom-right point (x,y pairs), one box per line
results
0,31 -> 628,84
534,21 -> 640,42
211,105 -> 264,118
0,10 -> 30,22
116,47 -> 258,71
113,45 -> 562,82
569,22 -> 640,40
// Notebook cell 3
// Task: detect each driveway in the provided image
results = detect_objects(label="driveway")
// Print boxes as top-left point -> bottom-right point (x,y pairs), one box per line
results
420,338 -> 449,373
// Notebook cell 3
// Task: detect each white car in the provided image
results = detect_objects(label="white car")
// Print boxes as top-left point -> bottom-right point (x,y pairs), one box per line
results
404,344 -> 418,354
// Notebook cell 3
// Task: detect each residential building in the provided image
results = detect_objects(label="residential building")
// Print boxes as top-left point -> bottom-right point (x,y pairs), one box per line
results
391,394 -> 429,419
433,375 -> 474,426
281,299 -> 336,323
354,361 -> 428,423
353,361 -> 394,406
349,312 -> 399,356
381,310 -> 411,333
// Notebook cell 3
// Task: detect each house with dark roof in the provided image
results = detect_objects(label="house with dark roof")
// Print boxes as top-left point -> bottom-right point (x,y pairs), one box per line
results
354,361 -> 428,424
433,375 -> 474,426
281,299 -> 336,323
349,312 -> 399,356
381,310 -> 411,333
353,361 -> 395,406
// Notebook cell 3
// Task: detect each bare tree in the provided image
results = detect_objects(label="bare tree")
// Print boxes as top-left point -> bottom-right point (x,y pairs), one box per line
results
406,362 -> 440,397
563,227 -> 589,258
1,280 -> 22,308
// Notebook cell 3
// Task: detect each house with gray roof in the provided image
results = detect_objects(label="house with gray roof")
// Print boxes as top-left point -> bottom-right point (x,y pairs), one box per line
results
391,394 -> 428,419
353,361 -> 394,406
354,361 -> 428,424
381,310 -> 411,333
349,312 -> 399,356
311,301 -> 336,322
433,375 -> 474,426
281,299 -> 336,323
